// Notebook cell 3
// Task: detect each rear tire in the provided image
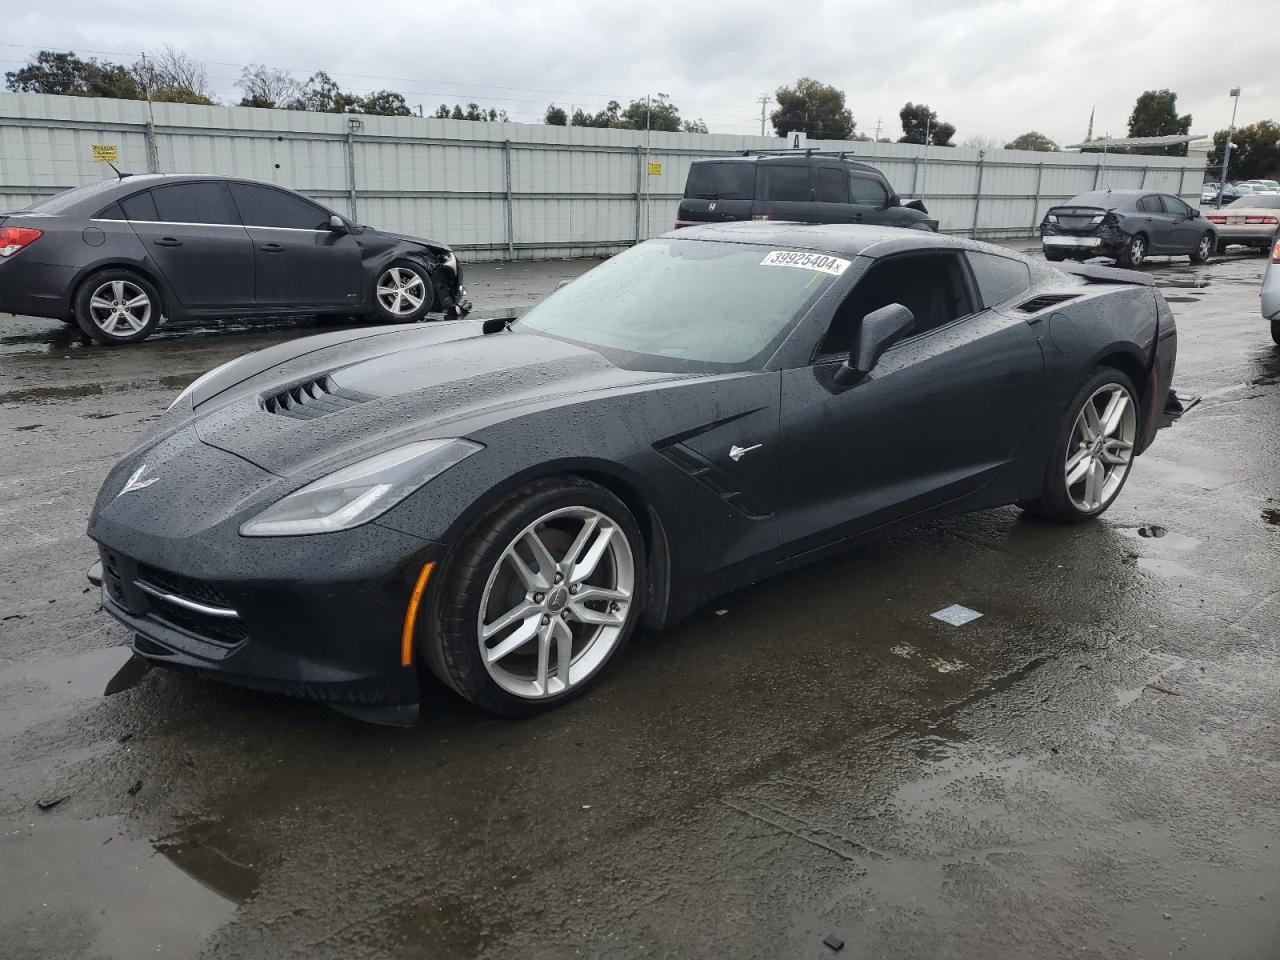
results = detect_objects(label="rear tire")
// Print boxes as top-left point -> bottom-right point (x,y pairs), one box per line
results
1116,234 -> 1147,269
1022,368 -> 1140,524
428,476 -> 646,717
1044,248 -> 1066,262
1189,232 -> 1214,264
72,269 -> 161,345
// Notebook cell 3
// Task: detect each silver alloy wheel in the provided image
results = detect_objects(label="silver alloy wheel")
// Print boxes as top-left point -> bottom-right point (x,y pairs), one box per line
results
1197,234 -> 1213,260
88,279 -> 151,336
1128,236 -> 1146,266
1065,383 -> 1137,512
376,266 -> 427,316
477,506 -> 635,699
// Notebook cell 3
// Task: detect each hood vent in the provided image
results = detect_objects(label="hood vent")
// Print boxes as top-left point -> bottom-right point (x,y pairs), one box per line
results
1017,293 -> 1080,313
263,375 -> 375,420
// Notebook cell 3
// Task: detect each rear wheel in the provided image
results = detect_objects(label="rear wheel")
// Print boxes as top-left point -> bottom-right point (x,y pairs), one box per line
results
1023,368 -> 1139,523
1190,232 -> 1214,264
73,270 -> 161,345
428,477 -> 645,716
1044,248 -> 1066,262
1116,234 -> 1147,269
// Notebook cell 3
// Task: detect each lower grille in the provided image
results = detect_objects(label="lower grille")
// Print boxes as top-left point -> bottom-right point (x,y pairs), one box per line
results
100,548 -> 249,648
137,563 -> 233,609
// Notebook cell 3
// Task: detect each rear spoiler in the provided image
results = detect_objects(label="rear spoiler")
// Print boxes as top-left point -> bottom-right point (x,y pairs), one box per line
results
1054,262 -> 1153,286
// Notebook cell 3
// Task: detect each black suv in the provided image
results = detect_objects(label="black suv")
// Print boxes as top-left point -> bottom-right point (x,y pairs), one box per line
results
675,152 -> 936,232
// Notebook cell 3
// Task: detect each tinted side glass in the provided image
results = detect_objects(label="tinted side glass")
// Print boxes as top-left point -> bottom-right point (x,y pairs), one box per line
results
683,162 -> 756,200
816,167 -> 848,204
1160,195 -> 1190,217
763,164 -> 811,202
850,173 -> 889,206
967,252 -> 1031,308
119,191 -> 160,222
1137,195 -> 1162,213
229,182 -> 331,229
96,202 -> 125,221
151,182 -> 241,225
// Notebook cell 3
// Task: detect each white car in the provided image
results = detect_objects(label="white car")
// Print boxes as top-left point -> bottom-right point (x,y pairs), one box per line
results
1264,236 -> 1280,344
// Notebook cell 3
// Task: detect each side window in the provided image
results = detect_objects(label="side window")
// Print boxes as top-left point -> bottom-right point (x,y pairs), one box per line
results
762,164 -> 812,202
849,173 -> 889,207
228,182 -> 332,230
1137,195 -> 1162,214
819,253 -> 975,357
966,252 -> 1031,308
150,182 -> 241,225
119,191 -> 160,222
1160,195 -> 1190,217
815,167 -> 849,204
95,202 -> 125,221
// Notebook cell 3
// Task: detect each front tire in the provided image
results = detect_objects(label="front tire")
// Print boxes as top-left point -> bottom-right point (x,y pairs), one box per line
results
1190,232 -> 1214,264
1271,319 -> 1280,346
1023,368 -> 1140,523
428,477 -> 646,717
371,260 -> 434,323
1116,234 -> 1147,269
73,270 -> 161,345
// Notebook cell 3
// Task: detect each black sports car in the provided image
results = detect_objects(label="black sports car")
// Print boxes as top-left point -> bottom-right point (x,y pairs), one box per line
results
86,223 -> 1178,724
0,174 -> 469,344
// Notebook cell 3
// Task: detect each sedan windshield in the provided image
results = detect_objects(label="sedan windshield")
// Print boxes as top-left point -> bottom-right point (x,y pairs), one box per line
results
515,238 -> 841,371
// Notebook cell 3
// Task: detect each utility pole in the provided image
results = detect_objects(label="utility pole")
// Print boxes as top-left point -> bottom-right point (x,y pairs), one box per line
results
139,51 -> 160,173
920,116 -> 931,203
1217,87 -> 1241,209
874,117 -> 882,141
757,95 -> 770,137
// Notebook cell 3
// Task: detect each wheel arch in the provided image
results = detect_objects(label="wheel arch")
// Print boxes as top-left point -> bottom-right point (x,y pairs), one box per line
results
71,259 -> 170,317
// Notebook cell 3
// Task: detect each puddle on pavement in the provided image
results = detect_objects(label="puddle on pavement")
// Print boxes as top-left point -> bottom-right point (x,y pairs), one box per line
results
0,815 -> 252,959
0,646 -> 136,734
0,377 -> 194,406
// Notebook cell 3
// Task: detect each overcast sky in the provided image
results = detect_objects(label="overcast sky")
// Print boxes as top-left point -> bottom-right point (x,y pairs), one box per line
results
3,0 -> 1275,146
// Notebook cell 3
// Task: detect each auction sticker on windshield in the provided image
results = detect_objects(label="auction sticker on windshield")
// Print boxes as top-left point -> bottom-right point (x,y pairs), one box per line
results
760,250 -> 851,276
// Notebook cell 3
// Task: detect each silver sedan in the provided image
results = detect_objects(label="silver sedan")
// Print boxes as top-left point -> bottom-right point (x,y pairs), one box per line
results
1207,195 -> 1280,253
1264,238 -> 1280,344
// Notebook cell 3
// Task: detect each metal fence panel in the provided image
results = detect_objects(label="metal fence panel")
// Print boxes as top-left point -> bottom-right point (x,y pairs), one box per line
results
0,93 -> 1207,260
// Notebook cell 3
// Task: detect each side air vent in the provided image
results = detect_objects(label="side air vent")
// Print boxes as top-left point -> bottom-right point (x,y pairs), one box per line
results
655,442 -> 772,520
263,375 -> 374,420
1017,293 -> 1080,313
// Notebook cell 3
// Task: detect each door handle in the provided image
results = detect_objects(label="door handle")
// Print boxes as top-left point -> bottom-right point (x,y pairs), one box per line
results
258,242 -> 284,253
153,237 -> 181,247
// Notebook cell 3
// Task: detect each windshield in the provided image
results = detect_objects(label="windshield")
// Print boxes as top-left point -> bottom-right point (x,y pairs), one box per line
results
1233,195 -> 1280,209
514,238 -> 840,372
17,179 -> 121,215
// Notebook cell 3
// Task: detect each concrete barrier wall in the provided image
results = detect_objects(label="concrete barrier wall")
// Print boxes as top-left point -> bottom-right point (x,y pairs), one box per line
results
0,93 -> 1207,261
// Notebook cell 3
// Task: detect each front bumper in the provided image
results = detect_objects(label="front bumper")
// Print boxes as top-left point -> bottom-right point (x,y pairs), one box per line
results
87,524 -> 448,711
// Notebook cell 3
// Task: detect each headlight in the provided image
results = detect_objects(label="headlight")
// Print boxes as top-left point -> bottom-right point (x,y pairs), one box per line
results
168,355 -> 251,410
239,438 -> 482,537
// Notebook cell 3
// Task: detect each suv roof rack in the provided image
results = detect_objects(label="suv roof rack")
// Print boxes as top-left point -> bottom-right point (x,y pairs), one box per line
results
738,149 -> 866,159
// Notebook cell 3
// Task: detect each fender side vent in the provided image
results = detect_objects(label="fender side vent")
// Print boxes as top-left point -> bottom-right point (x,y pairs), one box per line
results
655,441 -> 772,520
1017,293 -> 1080,313
263,375 -> 374,420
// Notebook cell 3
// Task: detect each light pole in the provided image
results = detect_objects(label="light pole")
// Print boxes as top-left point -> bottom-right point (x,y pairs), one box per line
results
1217,87 -> 1240,209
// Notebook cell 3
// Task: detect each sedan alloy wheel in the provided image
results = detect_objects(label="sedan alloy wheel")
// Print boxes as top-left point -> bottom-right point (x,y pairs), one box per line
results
376,265 -> 429,318
89,279 -> 152,336
1065,383 -> 1137,512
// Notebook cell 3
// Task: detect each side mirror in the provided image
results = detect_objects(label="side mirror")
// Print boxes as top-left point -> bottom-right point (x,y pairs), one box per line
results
835,303 -> 916,385
329,214 -> 349,234
888,193 -> 901,208
1192,209 -> 1202,219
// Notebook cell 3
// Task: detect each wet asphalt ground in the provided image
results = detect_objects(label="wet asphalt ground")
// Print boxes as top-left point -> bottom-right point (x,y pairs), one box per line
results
1,246 -> 1279,960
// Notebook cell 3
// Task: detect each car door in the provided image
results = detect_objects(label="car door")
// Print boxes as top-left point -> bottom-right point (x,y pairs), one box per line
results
124,182 -> 256,311
1133,194 -> 1176,252
227,182 -> 363,309
813,163 -> 854,223
849,171 -> 894,226
1160,194 -> 1200,252
775,250 -> 1044,556
751,160 -> 819,222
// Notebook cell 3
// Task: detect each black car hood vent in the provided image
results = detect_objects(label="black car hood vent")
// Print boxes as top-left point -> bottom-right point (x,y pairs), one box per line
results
263,375 -> 375,420
1017,293 -> 1080,313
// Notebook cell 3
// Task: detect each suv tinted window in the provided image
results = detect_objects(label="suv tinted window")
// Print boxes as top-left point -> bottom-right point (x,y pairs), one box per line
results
150,182 -> 241,225
816,167 -> 848,204
762,164 -> 811,202
1160,195 -> 1191,217
849,173 -> 889,206
967,252 -> 1030,308
118,191 -> 160,222
684,162 -> 756,200
229,182 -> 331,229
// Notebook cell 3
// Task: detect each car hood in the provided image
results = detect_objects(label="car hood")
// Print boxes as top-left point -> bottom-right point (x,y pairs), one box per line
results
190,324 -> 689,477
362,226 -> 452,254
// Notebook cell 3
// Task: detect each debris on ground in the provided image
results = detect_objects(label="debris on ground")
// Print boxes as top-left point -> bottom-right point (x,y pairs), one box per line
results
35,795 -> 69,812
931,604 -> 983,626
1145,683 -> 1182,697
127,780 -> 143,796
823,934 -> 845,952
1138,525 -> 1168,538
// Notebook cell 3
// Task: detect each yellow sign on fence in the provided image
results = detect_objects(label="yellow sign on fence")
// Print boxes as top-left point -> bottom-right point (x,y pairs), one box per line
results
647,162 -> 663,176
91,144 -> 119,164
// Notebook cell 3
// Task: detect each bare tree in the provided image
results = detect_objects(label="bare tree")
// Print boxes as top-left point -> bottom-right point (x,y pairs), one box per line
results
236,63 -> 301,108
141,45 -> 210,98
961,133 -> 1000,151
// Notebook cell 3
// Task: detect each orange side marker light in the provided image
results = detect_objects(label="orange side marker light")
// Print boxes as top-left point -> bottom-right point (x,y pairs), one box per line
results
401,561 -> 436,667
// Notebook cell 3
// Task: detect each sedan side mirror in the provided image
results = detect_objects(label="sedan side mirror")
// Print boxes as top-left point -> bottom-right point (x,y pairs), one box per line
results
888,193 -> 901,207
1192,209 -> 1202,219
835,303 -> 916,385
329,214 -> 349,234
